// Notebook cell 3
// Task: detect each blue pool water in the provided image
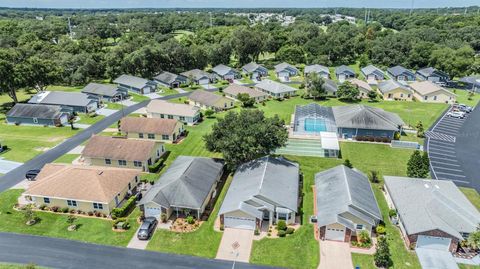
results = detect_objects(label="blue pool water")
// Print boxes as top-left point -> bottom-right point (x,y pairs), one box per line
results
304,118 -> 327,132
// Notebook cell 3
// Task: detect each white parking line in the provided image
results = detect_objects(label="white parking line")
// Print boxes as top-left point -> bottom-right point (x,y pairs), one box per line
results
429,148 -> 456,154
436,121 -> 464,127
433,166 -> 464,172
429,144 -> 455,150
430,161 -> 460,167
433,127 -> 459,133
435,171 -> 466,178
429,151 -> 455,157
448,179 -> 471,184
429,156 -> 459,162
429,140 -> 455,146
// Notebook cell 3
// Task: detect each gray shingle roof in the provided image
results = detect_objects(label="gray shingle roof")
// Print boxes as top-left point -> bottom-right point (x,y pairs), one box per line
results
139,156 -> 224,209
189,90 -> 229,107
459,76 -> 480,87
154,72 -> 187,85
28,91 -> 94,107
384,176 -> 480,240
81,83 -> 120,97
332,105 -> 405,131
378,80 -> 413,94
315,165 -> 382,228
242,62 -> 268,73
417,67 -> 449,79
387,65 -> 414,77
113,74 -> 151,89
180,69 -> 213,81
224,85 -> 267,98
361,65 -> 385,77
255,79 -> 298,94
274,62 -> 298,73
335,65 -> 355,76
212,64 -> 238,76
323,79 -> 338,94
305,64 -> 329,75
219,156 -> 299,218
7,103 -> 63,119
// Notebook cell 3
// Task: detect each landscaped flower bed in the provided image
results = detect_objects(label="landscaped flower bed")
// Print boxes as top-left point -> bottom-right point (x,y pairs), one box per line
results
170,217 -> 202,233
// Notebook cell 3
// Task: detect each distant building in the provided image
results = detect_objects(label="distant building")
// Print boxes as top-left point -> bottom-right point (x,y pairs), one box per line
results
188,90 -> 234,111
255,79 -> 298,99
387,66 -> 415,81
416,67 -> 449,84
304,64 -> 330,79
212,64 -> 241,80
146,100 -> 201,125
81,83 -> 127,103
241,62 -> 268,80
410,81 -> 456,104
223,84 -> 268,102
154,72 -> 188,88
6,103 -> 69,126
114,75 -> 157,95
28,91 -> 97,113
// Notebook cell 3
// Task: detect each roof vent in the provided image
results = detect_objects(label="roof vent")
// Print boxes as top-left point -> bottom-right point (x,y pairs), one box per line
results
434,185 -> 440,189
98,171 -> 104,175
424,184 -> 430,188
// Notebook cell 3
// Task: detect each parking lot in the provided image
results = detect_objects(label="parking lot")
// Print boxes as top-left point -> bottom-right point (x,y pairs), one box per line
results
426,106 -> 471,186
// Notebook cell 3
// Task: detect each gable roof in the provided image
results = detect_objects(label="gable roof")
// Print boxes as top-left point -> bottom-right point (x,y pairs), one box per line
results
417,67 -> 449,79
378,80 -> 413,94
242,62 -> 267,73
224,84 -> 267,98
180,69 -> 213,81
28,91 -> 94,107
139,156 -> 224,209
82,136 -> 159,161
154,72 -> 187,85
189,90 -> 230,107
274,62 -> 298,73
305,64 -> 330,75
146,100 -> 199,117
219,156 -> 299,217
7,103 -> 63,119
255,79 -> 298,94
212,64 -> 238,76
387,65 -> 415,77
332,105 -> 405,131
113,74 -> 151,89
315,165 -> 382,228
384,176 -> 480,240
361,65 -> 385,77
410,81 -> 456,97
349,78 -> 373,93
25,164 -> 139,203
459,76 -> 480,87
323,79 -> 338,94
120,117 -> 179,135
81,83 -> 120,97
335,65 -> 355,76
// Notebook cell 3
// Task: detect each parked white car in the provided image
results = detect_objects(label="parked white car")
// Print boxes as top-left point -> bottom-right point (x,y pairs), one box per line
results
447,111 -> 466,119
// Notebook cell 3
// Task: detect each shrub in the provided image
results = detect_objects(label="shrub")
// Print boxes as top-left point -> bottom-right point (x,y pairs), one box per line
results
39,204 -> 47,210
254,228 -> 260,236
70,209 -> 76,214
343,159 -> 353,168
111,196 -> 136,219
276,220 -> 287,231
51,206 -> 60,212
148,158 -> 166,173
1,145 -> 8,151
286,227 -> 295,235
220,224 -> 224,231
393,132 -> 401,140
87,211 -> 94,216
204,109 -> 215,118
374,236 -> 392,268
358,230 -> 372,245
160,213 -> 168,223
113,218 -> 130,230
277,230 -> 286,237
61,207 -> 69,213
369,170 -> 380,183
186,215 -> 195,224
376,225 -> 386,235
388,209 -> 397,218
94,211 -> 102,217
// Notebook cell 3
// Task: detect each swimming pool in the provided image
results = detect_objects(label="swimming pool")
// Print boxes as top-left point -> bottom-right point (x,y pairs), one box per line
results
304,118 -> 327,132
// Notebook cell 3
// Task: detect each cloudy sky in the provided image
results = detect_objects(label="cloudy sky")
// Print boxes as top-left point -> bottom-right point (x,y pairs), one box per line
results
0,0 -> 478,9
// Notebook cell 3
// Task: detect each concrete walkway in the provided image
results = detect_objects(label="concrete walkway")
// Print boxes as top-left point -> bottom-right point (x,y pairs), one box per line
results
10,179 -> 29,189
216,228 -> 254,263
67,145 -> 85,155
126,227 -> 149,250
0,158 -> 23,174
118,99 -> 138,107
175,88 -> 187,94
319,240 -> 353,269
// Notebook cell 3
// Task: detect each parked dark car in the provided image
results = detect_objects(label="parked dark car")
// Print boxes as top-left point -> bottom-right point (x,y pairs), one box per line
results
25,169 -> 41,180
137,217 -> 158,240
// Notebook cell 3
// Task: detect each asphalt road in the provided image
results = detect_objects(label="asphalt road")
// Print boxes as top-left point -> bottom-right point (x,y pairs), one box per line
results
0,92 -> 191,192
0,232 -> 271,269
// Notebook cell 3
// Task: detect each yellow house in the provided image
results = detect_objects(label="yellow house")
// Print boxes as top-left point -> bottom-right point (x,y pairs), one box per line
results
119,117 -> 184,143
81,135 -> 165,172
349,78 -> 374,99
188,89 -> 234,111
410,81 -> 456,104
378,80 -> 413,101
23,164 -> 140,215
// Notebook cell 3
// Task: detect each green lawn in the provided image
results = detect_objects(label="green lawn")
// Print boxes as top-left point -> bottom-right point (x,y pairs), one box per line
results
75,114 -> 105,125
104,102 -> 124,110
0,189 -> 140,247
459,264 -> 480,269
0,264 -> 48,269
129,93 -> 150,102
173,30 -> 194,41
53,154 -> 80,164
158,86 -> 179,97
239,77 -> 254,84
352,253 -> 376,269
46,85 -> 83,93
460,187 -> 480,210
455,89 -> 480,107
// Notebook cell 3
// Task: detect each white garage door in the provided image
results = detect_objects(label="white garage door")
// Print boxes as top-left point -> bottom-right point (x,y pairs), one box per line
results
199,78 -> 210,85
338,74 -> 346,83
278,71 -> 289,78
224,216 -> 256,230
428,77 -> 440,82
416,235 -> 451,251
325,227 -> 345,241
145,206 -> 162,219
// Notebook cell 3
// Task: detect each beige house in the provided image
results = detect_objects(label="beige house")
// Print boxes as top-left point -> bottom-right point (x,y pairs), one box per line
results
23,164 -> 140,215
410,81 -> 456,104
81,136 -> 165,172
146,100 -> 201,126
223,84 -> 268,102
188,90 -> 234,111
349,78 -> 374,99
378,80 -> 413,101
119,117 -> 184,143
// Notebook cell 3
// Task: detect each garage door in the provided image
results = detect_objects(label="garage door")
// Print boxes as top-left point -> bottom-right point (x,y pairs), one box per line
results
325,227 -> 345,241
224,74 -> 234,80
145,206 -> 162,219
224,216 -> 256,230
199,78 -> 210,85
416,235 -> 451,251
428,77 -> 440,82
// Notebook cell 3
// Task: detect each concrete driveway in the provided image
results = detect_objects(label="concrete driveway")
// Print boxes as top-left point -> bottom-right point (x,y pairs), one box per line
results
96,108 -> 117,116
0,158 -> 23,174
144,92 -> 162,99
126,227 -> 150,250
216,228 -> 254,263
319,240 -> 353,269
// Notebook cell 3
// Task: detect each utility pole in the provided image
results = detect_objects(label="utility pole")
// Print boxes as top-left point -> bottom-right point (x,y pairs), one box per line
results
364,9 -> 367,24
67,17 -> 73,39
409,0 -> 414,16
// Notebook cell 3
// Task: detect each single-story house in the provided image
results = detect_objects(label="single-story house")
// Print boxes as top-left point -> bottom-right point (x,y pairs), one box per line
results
153,71 -> 188,88
274,62 -> 299,80
114,74 -> 157,95
332,105 -> 405,140
378,80 -> 414,101
416,67 -> 449,84
219,156 -> 299,230
23,164 -> 140,215
410,81 -> 456,104
459,76 -> 480,92
81,83 -> 127,103
349,78 -> 373,98
304,64 -> 330,79
335,65 -> 356,82
119,117 -> 184,143
223,84 -> 268,102
255,79 -> 298,99
387,65 -> 415,81
241,62 -> 268,80
315,165 -> 382,242
146,100 -> 201,125
6,103 -> 69,126
212,64 -> 241,80
188,90 -> 234,111
139,156 -> 224,220
81,135 -> 165,172
361,65 -> 385,82
28,91 -> 97,113
323,79 -> 338,96
181,69 -> 215,85
384,176 -> 480,253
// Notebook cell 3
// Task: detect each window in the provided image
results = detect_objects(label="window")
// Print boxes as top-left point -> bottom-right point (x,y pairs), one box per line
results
424,96 -> 428,100
43,197 -> 50,204
105,159 -> 111,165
408,94 -> 411,98
162,134 -> 169,140
160,114 -> 165,119
93,203 -> 103,210
67,200 -> 77,207
179,116 -> 185,121
128,182 -> 132,190
139,133 -> 144,139
147,133 -> 155,139
400,94 -> 404,98
278,213 -> 290,220
356,224 -> 364,230
118,160 -> 127,166
133,161 -> 142,167
167,115 -> 173,119
433,96 -> 438,101
33,117 -> 38,123
135,176 -> 138,183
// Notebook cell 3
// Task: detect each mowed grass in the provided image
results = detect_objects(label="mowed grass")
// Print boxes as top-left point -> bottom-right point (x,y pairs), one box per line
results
460,187 -> 480,210
455,89 -> 480,107
0,264 -> 48,269
53,154 -> 80,164
76,114 -> 105,125
0,189 -> 140,246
